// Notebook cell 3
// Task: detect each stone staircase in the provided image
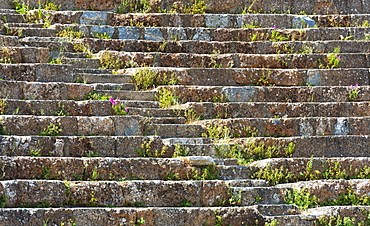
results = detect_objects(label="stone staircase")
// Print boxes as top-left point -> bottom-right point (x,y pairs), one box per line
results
1,0 -> 370,225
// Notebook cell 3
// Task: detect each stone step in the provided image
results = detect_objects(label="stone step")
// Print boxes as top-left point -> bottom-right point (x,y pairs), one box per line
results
0,179 -> 290,208
144,123 -> 206,138
76,68 -> 112,74
128,107 -> 179,117
249,157 -> 370,182
148,68 -> 370,86
0,46 -> 49,63
0,35 -> 19,46
0,115 -> 146,136
2,0 -> 365,14
95,90 -> 157,101
0,156 -> 224,181
168,85 -> 370,103
52,25 -> 370,42
276,179 -> 370,206
95,51 -> 370,69
0,99 -> 161,116
20,37 -> 370,54
295,206 -> 370,226
0,115 -> 200,137
109,13 -> 370,28
9,24 -> 370,42
0,12 -> 24,23
0,135 -> 166,157
181,102 -> 370,119
61,57 -> 100,69
0,206 -> 278,226
6,22 -> 44,28
232,135 -> 370,158
0,81 -> 94,100
230,187 -> 289,206
195,116 -> 370,137
45,11 -> 370,28
0,63 -> 76,82
4,27 -> 56,37
75,73 -> 132,84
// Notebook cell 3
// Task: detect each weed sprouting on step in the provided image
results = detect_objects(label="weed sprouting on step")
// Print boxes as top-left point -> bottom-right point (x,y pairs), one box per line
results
73,43 -> 93,57
183,0 -> 207,14
0,99 -> 6,115
117,0 -> 151,14
172,143 -> 189,157
40,123 -> 62,136
0,195 -> 7,208
98,51 -> 126,70
131,68 -> 179,91
135,138 -> 167,157
109,97 -> 129,115
158,0 -> 207,14
0,47 -> 15,64
285,188 -> 319,210
319,47 -> 341,69
178,200 -> 192,207
93,32 -> 111,39
83,91 -> 111,101
186,164 -> 220,180
131,217 -> 145,226
348,84 -> 359,101
56,27 -> 84,40
155,88 -> 180,108
48,57 -> 63,64
13,0 -> 58,27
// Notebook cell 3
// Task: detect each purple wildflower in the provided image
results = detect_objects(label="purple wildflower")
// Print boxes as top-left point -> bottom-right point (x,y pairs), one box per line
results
272,26 -> 277,29
337,56 -> 341,61
109,97 -> 117,105
349,84 -> 359,89
125,108 -> 129,112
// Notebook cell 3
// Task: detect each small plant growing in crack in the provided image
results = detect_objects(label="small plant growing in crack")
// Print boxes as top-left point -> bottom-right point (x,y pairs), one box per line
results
109,97 -> 129,115
40,123 -> 62,136
348,84 -> 359,101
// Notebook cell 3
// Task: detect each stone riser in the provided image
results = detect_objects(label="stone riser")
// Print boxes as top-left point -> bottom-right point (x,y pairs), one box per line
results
0,81 -> 142,101
152,68 -> 370,86
0,99 -> 175,117
20,38 -> 370,55
101,51 -> 370,69
0,206 -> 273,226
184,102 -> 370,119
0,157 -> 208,181
0,179 -> 289,207
0,115 -> 201,137
3,10 -> 370,28
0,46 -> 48,63
1,0 -> 367,14
197,117 -> 370,137
0,135 -> 166,157
276,179 -> 370,206
0,63 -> 76,83
170,86 -> 370,103
7,24 -> 370,42
0,81 -> 94,100
249,157 -> 370,181
230,135 -> 370,158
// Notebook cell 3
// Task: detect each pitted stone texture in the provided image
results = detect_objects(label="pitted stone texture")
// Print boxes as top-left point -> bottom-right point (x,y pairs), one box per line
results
144,27 -> 164,41
292,16 -> 316,28
76,1 -> 119,11
91,25 -> 115,38
277,179 -> 370,205
118,27 -> 141,40
251,157 -> 370,180
0,207 -> 271,225
1,180 -> 67,207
